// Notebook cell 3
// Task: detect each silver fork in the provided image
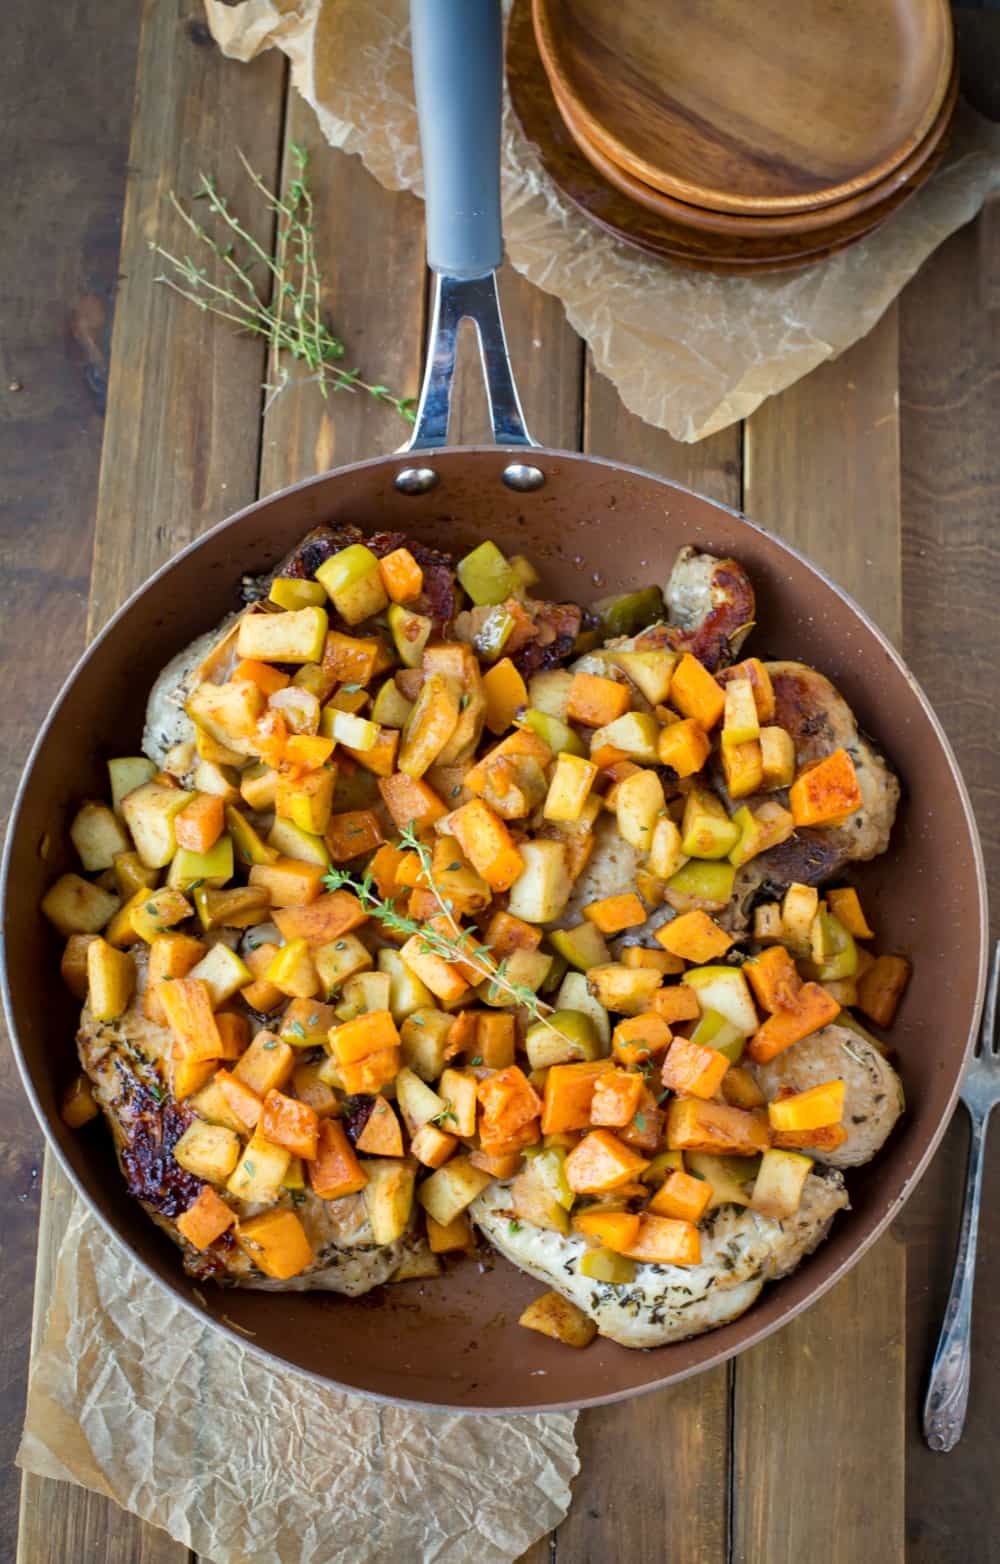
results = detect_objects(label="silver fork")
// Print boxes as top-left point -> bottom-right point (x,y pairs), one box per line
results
923,939 -> 1000,1451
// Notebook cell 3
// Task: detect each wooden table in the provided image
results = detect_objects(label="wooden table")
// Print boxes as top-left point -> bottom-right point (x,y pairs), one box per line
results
2,3 -> 998,1559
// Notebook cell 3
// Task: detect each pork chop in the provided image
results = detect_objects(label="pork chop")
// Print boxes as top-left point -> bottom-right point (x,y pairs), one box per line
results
473,1169 -> 848,1348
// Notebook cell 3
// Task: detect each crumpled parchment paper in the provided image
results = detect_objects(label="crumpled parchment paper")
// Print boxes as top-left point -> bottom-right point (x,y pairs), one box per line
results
18,1184 -> 578,1564
203,0 -> 1000,443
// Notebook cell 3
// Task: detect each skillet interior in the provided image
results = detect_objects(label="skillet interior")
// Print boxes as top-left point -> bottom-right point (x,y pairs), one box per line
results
2,446 -> 985,1412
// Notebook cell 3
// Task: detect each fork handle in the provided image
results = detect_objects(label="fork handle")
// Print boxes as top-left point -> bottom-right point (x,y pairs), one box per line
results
923,1105 -> 991,1451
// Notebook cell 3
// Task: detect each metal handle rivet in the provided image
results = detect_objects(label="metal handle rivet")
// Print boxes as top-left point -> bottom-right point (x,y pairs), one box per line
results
502,462 -> 545,492
394,466 -> 440,495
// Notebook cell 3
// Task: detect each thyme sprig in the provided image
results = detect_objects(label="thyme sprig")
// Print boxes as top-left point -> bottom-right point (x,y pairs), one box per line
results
150,144 -> 415,420
323,824 -> 567,1042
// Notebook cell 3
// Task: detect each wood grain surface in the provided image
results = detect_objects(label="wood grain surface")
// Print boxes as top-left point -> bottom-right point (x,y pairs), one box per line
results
2,3 -> 999,1562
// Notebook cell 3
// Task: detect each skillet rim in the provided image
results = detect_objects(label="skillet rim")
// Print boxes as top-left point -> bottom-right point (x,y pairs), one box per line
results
1,443 -> 988,1414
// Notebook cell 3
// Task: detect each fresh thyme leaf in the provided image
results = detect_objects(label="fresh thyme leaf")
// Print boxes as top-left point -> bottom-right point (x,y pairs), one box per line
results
633,1113 -> 647,1131
243,1160 -> 256,1176
152,151 -> 414,421
508,1219 -> 522,1234
341,682 -> 363,693
287,1020 -> 307,1039
470,1055 -> 484,1066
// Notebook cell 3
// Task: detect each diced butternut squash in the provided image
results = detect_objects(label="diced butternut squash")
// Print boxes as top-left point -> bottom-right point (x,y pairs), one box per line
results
233,1031 -> 295,1096
336,1046 -> 401,1094
356,1096 -> 404,1157
156,977 -> 220,1063
448,798 -> 524,892
478,1066 -> 543,1141
398,936 -> 470,1005
745,944 -> 802,1013
583,893 -> 646,935
669,655 -> 725,730
772,1122 -> 849,1154
720,1065 -> 766,1110
788,748 -> 862,827
426,1211 -> 475,1253
173,793 -> 225,855
378,772 -> 448,831
621,1213 -> 702,1265
564,1129 -> 649,1193
649,1168 -> 712,1224
747,984 -> 841,1063
260,1088 -> 320,1159
378,545 -> 424,603
248,857 -> 326,906
482,658 -> 527,735
612,1013 -> 673,1069
656,717 -> 711,778
483,908 -> 542,958
589,1069 -> 643,1128
665,1098 -> 770,1156
825,886 -> 874,940
541,1061 -> 615,1134
566,671 -> 631,728
660,1036 -> 730,1100
518,1290 -> 597,1348
857,954 -> 911,1027
176,1187 -> 235,1250
656,910 -> 732,963
571,1208 -> 641,1253
650,984 -> 702,1025
477,1011 -> 517,1069
236,1207 -> 314,1279
214,1011 -> 249,1060
215,1069 -> 265,1132
768,1080 -> 845,1133
328,1009 -> 400,1065
308,1118 -> 367,1199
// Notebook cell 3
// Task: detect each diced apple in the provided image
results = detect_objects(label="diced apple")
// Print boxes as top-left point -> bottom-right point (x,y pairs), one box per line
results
172,1119 -> 241,1184
122,782 -> 195,868
506,839 -> 571,924
70,801 -> 131,872
751,1148 -> 813,1219
235,605 -> 328,664
417,1155 -> 493,1227
42,874 -> 120,937
609,649 -> 678,705
86,938 -> 136,1021
363,1158 -> 418,1243
590,712 -> 661,763
615,768 -> 665,853
759,726 -> 796,789
683,964 -> 758,1037
226,1130 -> 291,1204
108,756 -> 158,815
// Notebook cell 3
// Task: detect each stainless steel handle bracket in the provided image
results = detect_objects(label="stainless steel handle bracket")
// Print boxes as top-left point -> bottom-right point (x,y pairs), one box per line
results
395,271 -> 545,494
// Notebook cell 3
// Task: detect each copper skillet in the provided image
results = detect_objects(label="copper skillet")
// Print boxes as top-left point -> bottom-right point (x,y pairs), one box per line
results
1,0 -> 987,1413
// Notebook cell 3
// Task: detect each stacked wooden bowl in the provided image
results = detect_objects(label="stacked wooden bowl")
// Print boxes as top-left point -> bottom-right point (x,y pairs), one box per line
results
508,0 -> 957,272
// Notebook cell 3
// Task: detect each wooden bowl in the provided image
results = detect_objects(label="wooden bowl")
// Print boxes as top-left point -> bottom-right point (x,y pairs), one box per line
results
533,0 -> 954,215
549,61 -> 959,239
508,0 -> 944,272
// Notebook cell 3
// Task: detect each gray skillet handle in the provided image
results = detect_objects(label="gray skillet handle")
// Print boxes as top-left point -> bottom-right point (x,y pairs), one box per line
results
410,0 -> 503,278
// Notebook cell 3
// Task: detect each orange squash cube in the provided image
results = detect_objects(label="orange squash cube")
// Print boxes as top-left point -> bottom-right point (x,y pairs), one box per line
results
650,984 -> 701,1025
308,1119 -> 367,1199
541,1060 -> 615,1134
825,886 -> 874,939
668,655 -> 725,730
477,1117 -> 542,1158
660,1037 -> 730,1100
476,1011 -> 517,1069
856,954 -> 911,1027
378,546 -> 424,603
656,717 -> 712,777
328,1009 -> 400,1065
589,1069 -> 644,1128
215,1069 -> 264,1132
355,1095 -> 404,1157
465,728 -> 552,795
482,658 -> 528,736
483,908 -> 542,958
468,1147 -> 526,1179
337,1047 -> 402,1095
233,657 -> 291,697
260,1088 -> 320,1160
648,1168 -> 712,1224
232,1030 -> 295,1096
144,933 -> 207,1024
272,889 -> 367,947
564,1128 -> 650,1193
566,671 -> 631,727
448,798 -> 524,892
666,1098 -> 771,1156
249,857 -> 326,907
612,1013 -> 673,1069
478,1066 -> 543,1139
378,772 -> 449,830
174,793 -> 225,854
321,630 -> 382,685
159,978 -> 222,1063
325,809 -> 384,863
655,910 -> 732,963
426,1211 -> 476,1253
399,936 -> 469,1005
236,1207 -> 314,1280
622,1212 -> 701,1265
747,984 -> 841,1063
583,893 -> 647,935
719,1065 -> 766,1110
215,1011 -> 249,1061
768,1080 -> 845,1133
772,1122 -> 849,1153
572,1208 -> 641,1253
788,748 -> 862,827
745,944 -> 802,1012
177,1187 -> 235,1251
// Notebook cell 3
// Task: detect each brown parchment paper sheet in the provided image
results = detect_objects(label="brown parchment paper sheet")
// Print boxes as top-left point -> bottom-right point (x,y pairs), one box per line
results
204,0 -> 1000,443
18,1175 -> 579,1564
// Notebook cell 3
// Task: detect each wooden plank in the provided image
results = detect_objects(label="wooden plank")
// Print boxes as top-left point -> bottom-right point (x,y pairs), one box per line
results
733,310 -> 906,1563
732,1233 -> 906,1563
16,2 -> 286,1560
85,0 -> 286,637
0,0 -> 141,1549
546,362 -> 742,1564
743,307 -> 902,644
257,97 -> 426,495
895,211 -> 1000,1564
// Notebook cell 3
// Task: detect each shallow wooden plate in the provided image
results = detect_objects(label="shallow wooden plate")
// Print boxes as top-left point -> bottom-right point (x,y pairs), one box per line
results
533,0 -> 953,214
550,62 -> 958,239
508,1 -> 944,273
